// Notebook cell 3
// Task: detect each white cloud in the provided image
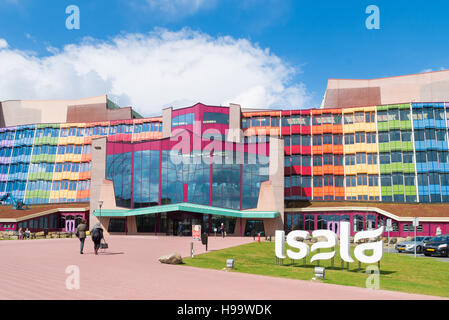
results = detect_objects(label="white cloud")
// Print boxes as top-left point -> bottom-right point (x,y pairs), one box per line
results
0,39 -> 8,49
0,28 -> 310,115
144,0 -> 215,17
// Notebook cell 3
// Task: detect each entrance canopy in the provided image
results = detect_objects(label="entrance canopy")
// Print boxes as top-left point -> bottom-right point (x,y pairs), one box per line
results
92,202 -> 280,219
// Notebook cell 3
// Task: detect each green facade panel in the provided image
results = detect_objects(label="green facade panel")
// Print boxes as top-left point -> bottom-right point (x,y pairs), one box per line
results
381,187 -> 392,195
379,143 -> 390,152
379,164 -> 391,174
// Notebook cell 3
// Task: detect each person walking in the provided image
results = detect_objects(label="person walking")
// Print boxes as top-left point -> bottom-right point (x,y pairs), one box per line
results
220,223 -> 225,238
90,223 -> 104,255
25,228 -> 30,239
18,227 -> 23,240
75,219 -> 88,254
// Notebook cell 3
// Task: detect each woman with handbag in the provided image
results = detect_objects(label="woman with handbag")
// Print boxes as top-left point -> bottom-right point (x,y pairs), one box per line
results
76,219 -> 88,254
90,223 -> 104,255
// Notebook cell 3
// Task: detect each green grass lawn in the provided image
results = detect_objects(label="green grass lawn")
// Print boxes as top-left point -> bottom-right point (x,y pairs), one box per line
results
182,241 -> 449,298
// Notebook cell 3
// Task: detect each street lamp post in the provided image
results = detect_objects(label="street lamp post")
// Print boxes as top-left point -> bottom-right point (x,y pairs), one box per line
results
98,200 -> 103,221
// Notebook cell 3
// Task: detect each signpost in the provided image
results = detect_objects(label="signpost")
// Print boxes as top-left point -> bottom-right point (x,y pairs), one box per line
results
413,217 -> 419,258
192,225 -> 201,241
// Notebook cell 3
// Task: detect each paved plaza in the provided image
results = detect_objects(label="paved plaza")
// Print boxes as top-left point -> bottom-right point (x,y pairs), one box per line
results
0,236 -> 444,300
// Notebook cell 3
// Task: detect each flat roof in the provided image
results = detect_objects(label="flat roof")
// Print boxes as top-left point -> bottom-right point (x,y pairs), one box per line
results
0,203 -> 89,222
286,201 -> 449,221
93,202 -> 280,219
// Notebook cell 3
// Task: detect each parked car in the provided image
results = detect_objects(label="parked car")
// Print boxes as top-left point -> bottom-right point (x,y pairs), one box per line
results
423,235 -> 449,257
395,236 -> 432,254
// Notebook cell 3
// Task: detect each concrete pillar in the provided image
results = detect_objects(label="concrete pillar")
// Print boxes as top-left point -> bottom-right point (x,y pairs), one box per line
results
227,103 -> 242,143
89,137 -> 107,229
269,136 -> 285,228
162,107 -> 172,138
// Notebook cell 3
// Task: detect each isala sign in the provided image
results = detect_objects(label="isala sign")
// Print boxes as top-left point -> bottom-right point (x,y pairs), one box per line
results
275,222 -> 384,264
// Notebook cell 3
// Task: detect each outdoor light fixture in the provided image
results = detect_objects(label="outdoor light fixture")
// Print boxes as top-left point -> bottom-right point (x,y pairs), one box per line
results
226,259 -> 235,269
98,200 -> 103,218
314,267 -> 325,280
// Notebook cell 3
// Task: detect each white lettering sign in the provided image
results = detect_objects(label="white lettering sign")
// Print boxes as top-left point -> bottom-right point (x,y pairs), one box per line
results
275,222 -> 384,264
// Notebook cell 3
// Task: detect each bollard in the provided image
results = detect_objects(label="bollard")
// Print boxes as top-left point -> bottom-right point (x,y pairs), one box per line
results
258,233 -> 261,243
346,262 -> 349,271
358,261 -> 361,272
340,259 -> 344,270
190,242 -> 194,258
269,235 -> 272,242
331,256 -> 334,268
303,257 -> 306,267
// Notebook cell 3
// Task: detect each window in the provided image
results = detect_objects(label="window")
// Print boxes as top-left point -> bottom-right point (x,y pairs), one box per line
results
403,152 -> 414,163
391,152 -> 402,163
244,220 -> 265,236
400,109 -> 411,121
323,154 -> 333,165
368,175 -> 378,186
436,130 -> 447,142
414,130 -> 425,141
378,132 -> 389,143
302,156 -> 311,167
379,153 -> 391,164
322,175 -> 332,186
354,112 -> 364,123
317,215 -> 327,229
381,175 -> 392,186
312,115 -> 322,125
355,132 -> 365,143
345,154 -> 355,166
108,219 -> 126,232
344,114 -> 354,124
353,215 -> 364,232
301,135 -> 311,146
377,111 -> 388,122
365,112 -> 375,123
346,175 -> 356,187
439,151 -> 449,164
404,174 -> 415,186
423,108 -> 434,120
304,215 -> 315,231
333,134 -> 343,145
425,129 -> 436,141
344,134 -> 354,145
334,154 -> 343,166
401,131 -> 412,142
415,152 -> 426,163
390,130 -> 401,141
313,155 -> 322,166
172,113 -> 194,127
356,152 -> 366,164
367,153 -> 377,165
323,134 -> 332,145
357,174 -> 367,186
313,176 -> 323,187
335,176 -> 344,187
333,114 -> 342,125
366,132 -> 376,143
313,135 -> 322,146
388,109 -> 399,121
392,173 -> 404,185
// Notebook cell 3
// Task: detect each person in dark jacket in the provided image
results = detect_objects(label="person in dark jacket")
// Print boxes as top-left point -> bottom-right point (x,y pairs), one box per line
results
90,223 -> 104,255
76,219 -> 88,254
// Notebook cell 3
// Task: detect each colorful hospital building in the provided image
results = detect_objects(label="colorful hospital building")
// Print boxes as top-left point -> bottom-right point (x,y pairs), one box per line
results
1,70 -> 449,237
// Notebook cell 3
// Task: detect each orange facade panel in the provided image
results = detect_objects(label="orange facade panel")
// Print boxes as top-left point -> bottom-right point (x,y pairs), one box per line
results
333,166 -> 344,175
313,167 -> 323,175
312,146 -> 323,154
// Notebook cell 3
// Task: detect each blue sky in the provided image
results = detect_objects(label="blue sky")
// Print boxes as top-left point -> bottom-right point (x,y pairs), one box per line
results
0,0 -> 448,115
